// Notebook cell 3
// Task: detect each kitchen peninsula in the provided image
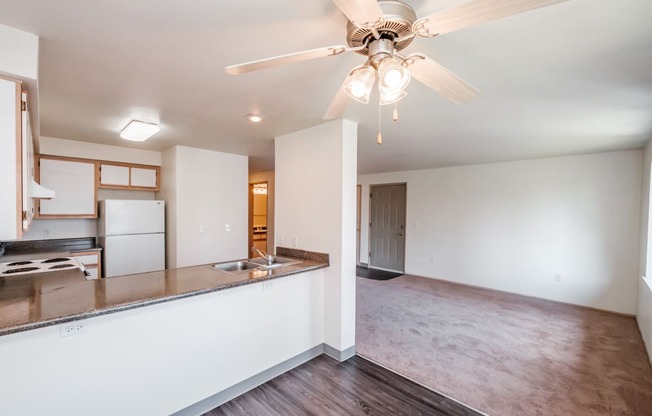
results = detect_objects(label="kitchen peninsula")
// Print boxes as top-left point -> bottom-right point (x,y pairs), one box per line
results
0,247 -> 328,336
0,247 -> 330,416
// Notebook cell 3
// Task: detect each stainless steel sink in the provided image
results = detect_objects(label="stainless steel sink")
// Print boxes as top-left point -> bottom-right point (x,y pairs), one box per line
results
212,260 -> 261,274
249,256 -> 301,269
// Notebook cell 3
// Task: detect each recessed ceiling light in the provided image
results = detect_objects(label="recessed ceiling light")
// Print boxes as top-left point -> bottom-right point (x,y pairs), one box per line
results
120,120 -> 160,141
245,114 -> 264,123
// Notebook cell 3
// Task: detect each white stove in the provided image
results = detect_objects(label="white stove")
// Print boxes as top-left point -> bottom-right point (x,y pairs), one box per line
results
0,257 -> 86,277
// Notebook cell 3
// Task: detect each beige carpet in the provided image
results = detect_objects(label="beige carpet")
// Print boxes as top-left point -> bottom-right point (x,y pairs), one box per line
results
356,275 -> 652,416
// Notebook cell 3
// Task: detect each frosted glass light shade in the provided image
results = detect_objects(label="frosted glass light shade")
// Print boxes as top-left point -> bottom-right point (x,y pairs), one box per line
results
344,66 -> 376,104
379,89 -> 407,106
120,120 -> 160,141
378,58 -> 410,96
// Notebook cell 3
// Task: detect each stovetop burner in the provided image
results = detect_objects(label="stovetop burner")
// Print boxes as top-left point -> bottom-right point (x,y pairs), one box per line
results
48,264 -> 75,270
3,267 -> 40,274
7,260 -> 34,266
41,257 -> 72,264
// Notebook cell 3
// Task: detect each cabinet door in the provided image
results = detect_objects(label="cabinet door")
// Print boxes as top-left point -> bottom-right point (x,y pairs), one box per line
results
38,158 -> 96,217
130,167 -> 158,189
21,92 -> 33,231
0,77 -> 22,240
100,164 -> 130,186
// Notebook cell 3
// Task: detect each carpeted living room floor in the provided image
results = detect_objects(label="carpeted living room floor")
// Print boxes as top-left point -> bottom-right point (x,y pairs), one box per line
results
356,275 -> 652,416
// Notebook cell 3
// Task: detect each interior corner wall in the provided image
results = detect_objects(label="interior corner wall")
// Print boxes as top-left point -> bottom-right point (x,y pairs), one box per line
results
358,150 -> 642,315
161,146 -> 248,268
249,171 -> 275,254
637,139 -> 652,365
275,120 -> 358,352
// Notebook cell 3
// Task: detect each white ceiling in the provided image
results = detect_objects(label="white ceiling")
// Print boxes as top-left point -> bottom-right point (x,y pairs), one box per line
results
1,0 -> 651,173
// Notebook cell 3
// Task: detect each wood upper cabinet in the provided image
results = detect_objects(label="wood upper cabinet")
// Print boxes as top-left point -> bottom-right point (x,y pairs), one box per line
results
36,156 -> 97,218
99,163 -> 159,190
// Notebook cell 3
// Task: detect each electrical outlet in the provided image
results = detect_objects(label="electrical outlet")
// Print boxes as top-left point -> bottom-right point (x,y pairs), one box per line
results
199,225 -> 205,233
293,236 -> 299,248
262,281 -> 274,290
225,224 -> 232,232
60,321 -> 88,338
554,273 -> 562,282
277,234 -> 284,244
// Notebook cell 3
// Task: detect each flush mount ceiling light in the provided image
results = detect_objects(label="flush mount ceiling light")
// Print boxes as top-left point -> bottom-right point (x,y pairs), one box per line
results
120,120 -> 160,142
245,114 -> 264,123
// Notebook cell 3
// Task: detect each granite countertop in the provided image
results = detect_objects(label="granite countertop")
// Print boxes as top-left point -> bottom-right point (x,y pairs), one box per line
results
0,247 -> 328,336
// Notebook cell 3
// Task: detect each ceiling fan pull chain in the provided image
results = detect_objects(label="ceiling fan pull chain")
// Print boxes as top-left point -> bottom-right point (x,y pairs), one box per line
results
393,102 -> 399,122
377,100 -> 383,145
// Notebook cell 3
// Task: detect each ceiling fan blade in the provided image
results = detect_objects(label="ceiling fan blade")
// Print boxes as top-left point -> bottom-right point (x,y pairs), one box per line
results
332,0 -> 384,27
225,45 -> 348,75
323,72 -> 354,120
406,54 -> 480,105
413,0 -> 568,37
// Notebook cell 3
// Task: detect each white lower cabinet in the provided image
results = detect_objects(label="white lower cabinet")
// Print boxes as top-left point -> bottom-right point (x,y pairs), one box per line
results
70,251 -> 101,279
37,157 -> 96,217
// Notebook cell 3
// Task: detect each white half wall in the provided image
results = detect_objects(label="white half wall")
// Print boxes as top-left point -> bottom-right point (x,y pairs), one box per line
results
637,139 -> 652,364
160,145 -> 248,268
275,120 -> 358,351
0,270 -> 325,415
359,150 -> 642,315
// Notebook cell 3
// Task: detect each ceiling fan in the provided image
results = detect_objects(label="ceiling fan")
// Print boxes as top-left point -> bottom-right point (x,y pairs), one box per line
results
226,0 -> 569,121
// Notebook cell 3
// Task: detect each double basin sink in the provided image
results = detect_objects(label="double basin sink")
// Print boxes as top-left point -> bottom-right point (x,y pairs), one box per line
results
212,256 -> 301,274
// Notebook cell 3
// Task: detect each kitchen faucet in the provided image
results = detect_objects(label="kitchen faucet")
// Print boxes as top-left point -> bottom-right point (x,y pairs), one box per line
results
252,247 -> 274,266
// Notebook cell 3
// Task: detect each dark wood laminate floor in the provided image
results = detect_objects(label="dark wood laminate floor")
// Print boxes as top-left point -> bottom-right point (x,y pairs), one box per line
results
204,355 -> 483,416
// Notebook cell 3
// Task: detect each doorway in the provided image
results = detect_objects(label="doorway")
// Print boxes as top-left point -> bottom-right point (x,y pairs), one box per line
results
368,183 -> 406,272
248,182 -> 268,255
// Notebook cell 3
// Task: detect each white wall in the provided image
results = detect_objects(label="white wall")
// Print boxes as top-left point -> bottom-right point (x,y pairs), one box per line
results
359,150 -> 642,315
160,146 -> 248,268
249,171 -> 275,254
275,120 -> 357,351
637,139 -> 652,364
0,24 -> 38,80
0,270 -> 324,415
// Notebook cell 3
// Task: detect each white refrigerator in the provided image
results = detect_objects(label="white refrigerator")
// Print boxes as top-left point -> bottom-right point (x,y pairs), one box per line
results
98,200 -> 165,277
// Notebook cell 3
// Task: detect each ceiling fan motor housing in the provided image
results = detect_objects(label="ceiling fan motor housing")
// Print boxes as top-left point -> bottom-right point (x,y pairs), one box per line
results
346,0 -> 417,55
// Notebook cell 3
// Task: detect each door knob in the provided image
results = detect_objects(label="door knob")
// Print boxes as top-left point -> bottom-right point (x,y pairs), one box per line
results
399,232 -> 405,236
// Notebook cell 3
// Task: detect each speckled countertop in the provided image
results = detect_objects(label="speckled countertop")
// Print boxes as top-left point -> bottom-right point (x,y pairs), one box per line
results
0,247 -> 328,336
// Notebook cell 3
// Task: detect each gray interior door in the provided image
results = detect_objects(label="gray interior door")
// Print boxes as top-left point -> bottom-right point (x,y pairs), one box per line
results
369,183 -> 406,272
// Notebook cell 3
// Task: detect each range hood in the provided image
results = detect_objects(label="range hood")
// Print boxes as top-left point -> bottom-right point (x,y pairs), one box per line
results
31,179 -> 55,199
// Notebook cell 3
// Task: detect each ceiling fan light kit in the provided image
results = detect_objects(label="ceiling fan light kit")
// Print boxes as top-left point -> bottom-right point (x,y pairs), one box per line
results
226,0 -> 570,140
344,66 -> 376,103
